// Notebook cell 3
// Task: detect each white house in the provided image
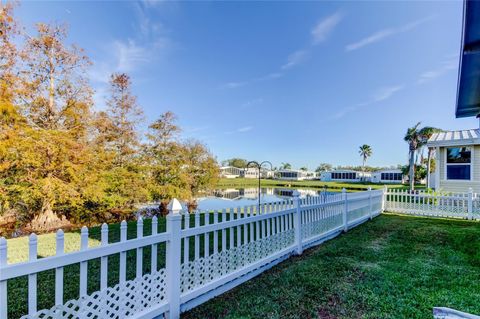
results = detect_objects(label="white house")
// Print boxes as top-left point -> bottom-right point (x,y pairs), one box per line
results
275,169 -> 316,181
320,170 -> 371,182
371,169 -> 405,184
220,166 -> 243,178
240,167 -> 259,179
426,129 -> 480,193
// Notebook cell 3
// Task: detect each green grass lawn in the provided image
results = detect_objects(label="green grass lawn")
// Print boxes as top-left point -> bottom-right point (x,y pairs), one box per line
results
216,178 -> 424,192
183,214 -> 480,319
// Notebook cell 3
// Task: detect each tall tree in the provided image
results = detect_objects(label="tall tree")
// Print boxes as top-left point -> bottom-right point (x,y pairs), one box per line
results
222,158 -> 248,168
19,23 -> 92,131
420,127 -> 443,189
315,163 -> 332,173
146,111 -> 190,207
12,22 -> 94,229
104,73 -> 143,166
358,144 -> 372,176
403,123 -> 440,190
0,2 -> 19,92
280,162 -> 292,170
183,140 -> 219,200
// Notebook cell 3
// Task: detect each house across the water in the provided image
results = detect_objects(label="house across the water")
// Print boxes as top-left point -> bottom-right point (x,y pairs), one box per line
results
220,166 -> 243,178
275,169 -> 317,181
320,169 -> 371,182
371,169 -> 405,184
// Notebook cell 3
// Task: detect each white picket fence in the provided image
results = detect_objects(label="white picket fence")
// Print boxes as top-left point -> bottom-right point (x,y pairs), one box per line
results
384,188 -> 480,220
0,189 -> 383,319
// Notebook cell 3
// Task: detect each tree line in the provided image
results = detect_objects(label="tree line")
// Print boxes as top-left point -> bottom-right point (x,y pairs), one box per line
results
0,4 -> 219,233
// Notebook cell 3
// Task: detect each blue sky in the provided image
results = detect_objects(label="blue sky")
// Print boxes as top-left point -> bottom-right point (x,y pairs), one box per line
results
16,1 -> 478,169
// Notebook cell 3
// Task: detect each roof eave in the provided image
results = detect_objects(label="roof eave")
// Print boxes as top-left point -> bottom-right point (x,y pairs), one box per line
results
426,138 -> 480,147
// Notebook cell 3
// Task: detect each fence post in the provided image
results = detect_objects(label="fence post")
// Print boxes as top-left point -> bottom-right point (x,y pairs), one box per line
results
368,187 -> 373,220
292,191 -> 303,255
468,187 -> 473,220
382,185 -> 387,213
166,198 -> 183,319
342,188 -> 348,232
0,237 -> 7,319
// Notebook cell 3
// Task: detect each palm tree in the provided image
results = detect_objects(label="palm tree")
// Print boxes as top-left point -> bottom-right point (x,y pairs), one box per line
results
420,127 -> 443,189
403,123 -> 441,190
358,145 -> 372,177
280,162 -> 292,170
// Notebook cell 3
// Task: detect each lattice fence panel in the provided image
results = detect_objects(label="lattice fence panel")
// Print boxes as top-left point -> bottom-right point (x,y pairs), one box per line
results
20,269 -> 167,319
180,229 -> 294,294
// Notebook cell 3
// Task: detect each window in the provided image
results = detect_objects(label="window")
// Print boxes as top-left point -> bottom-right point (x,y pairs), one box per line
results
446,147 -> 471,180
380,173 -> 402,181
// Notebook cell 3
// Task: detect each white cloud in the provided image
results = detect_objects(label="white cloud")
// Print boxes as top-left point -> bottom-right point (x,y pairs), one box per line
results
185,126 -> 210,134
224,81 -> 247,89
223,12 -> 340,89
114,39 -> 150,73
346,15 -> 435,52
331,84 -> 404,119
417,56 -> 458,84
311,11 -> 343,45
224,126 -> 254,135
237,126 -> 253,133
372,85 -> 404,102
281,50 -> 309,70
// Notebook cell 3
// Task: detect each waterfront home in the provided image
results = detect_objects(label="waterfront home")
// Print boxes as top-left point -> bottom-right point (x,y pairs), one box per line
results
220,166 -> 243,178
275,169 -> 316,181
320,169 -> 371,182
241,167 -> 260,179
371,169 -> 405,184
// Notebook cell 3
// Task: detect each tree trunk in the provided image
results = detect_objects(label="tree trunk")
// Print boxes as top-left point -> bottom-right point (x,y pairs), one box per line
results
362,157 -> 366,182
409,149 -> 415,191
30,202 -> 70,232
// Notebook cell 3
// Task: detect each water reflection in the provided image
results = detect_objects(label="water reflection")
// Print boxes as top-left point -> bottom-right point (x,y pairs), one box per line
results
197,187 -> 331,211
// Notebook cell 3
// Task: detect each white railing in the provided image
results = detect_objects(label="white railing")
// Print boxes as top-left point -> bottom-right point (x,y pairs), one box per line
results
384,188 -> 480,220
0,188 -> 383,319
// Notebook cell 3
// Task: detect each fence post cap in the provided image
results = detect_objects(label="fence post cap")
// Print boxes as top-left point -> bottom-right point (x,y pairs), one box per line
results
167,198 -> 183,215
342,188 -> 347,193
368,186 -> 372,191
291,190 -> 301,197
469,187 -> 473,193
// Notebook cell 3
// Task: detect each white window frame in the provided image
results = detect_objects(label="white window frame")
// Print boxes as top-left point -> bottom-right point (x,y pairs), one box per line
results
444,146 -> 474,182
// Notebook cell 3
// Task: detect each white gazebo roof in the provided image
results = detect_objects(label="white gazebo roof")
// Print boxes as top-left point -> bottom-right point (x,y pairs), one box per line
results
427,129 -> 480,147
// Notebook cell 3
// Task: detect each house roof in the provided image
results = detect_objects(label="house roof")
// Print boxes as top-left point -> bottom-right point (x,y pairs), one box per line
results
456,0 -> 480,118
426,128 -> 480,147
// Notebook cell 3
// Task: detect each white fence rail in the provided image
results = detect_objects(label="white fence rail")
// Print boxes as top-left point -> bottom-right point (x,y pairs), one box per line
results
0,189 -> 383,319
384,188 -> 480,220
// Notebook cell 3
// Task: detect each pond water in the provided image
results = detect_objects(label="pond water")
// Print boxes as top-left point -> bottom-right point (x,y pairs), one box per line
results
195,187 -> 333,211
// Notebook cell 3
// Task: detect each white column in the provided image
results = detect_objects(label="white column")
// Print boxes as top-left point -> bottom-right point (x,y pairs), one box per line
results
166,199 -> 183,319
435,146 -> 440,190
292,191 -> 303,255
